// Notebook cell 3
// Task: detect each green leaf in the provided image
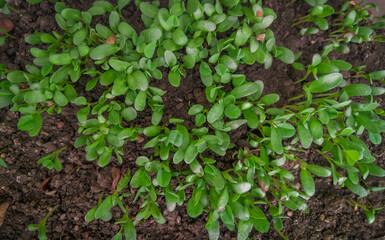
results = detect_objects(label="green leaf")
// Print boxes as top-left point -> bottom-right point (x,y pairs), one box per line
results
73,28 -> 88,45
297,121 -> 312,148
366,163 -> 385,177
143,125 -> 161,137
53,90 -> 69,106
260,94 -> 279,105
231,182 -> 251,194
237,220 -> 253,240
274,46 -> 295,64
345,150 -> 359,166
308,73 -> 343,93
207,101 -> 224,124
344,179 -> 368,197
164,50 -> 177,67
134,91 -> 147,111
172,27 -> 188,46
132,70 -> 148,91
168,70 -> 181,87
24,90 -> 46,104
90,44 -> 119,60
271,127 -> 283,154
0,158 -> 7,168
230,82 -> 260,99
18,115 -> 35,131
224,104 -> 241,119
95,195 -> 113,219
343,10 -> 356,27
183,55 -> 195,69
157,169 -> 171,187
184,144 -> 198,164
307,165 -> 331,177
85,206 -> 97,222
7,71 -> 27,83
96,24 -> 112,39
109,58 -> 130,72
144,41 -> 157,58
141,28 -> 162,42
121,107 -> 137,121
98,147 -> 112,167
253,218 -> 270,233
300,168 -> 315,196
124,220 -> 136,240
130,167 -> 151,188
61,8 -> 82,21
204,165 -> 225,190
187,198 -> 203,218
343,84 -> 371,97
276,123 -> 295,138
188,104 -> 204,115
139,2 -> 158,18
200,62 -> 213,87
191,20 -> 216,32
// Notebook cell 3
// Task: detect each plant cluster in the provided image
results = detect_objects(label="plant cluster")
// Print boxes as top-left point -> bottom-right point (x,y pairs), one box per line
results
27,205 -> 58,240
291,0 -> 385,54
1,0 -> 385,239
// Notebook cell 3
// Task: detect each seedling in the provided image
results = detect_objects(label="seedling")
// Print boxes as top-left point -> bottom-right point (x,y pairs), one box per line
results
28,205 -> 58,240
0,0 -> 20,14
347,199 -> 384,224
37,147 -> 66,171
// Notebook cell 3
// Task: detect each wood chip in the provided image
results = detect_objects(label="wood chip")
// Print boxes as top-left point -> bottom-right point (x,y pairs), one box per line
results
0,202 -> 10,227
110,167 -> 121,193
41,177 -> 51,192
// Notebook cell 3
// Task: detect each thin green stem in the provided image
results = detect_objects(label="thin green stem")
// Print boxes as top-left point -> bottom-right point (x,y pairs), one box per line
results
42,205 -> 59,224
8,5 -> 21,15
291,18 -> 311,28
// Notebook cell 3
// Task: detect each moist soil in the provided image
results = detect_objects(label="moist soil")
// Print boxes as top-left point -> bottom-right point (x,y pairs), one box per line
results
1,0 -> 385,239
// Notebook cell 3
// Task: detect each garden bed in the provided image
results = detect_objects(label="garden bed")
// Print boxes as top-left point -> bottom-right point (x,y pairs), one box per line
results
1,0 -> 385,239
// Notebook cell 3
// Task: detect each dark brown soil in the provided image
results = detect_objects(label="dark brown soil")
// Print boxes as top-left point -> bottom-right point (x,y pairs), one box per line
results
1,0 -> 385,239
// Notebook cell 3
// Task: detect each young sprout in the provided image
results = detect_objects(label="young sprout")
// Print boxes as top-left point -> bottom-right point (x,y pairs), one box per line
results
346,200 -> 384,224
28,205 -> 59,240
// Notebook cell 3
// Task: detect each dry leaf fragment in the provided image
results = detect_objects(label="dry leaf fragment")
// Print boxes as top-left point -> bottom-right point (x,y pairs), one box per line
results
256,10 -> 263,18
110,167 -> 121,193
41,177 -> 51,192
256,33 -> 265,41
0,17 -> 14,33
105,35 -> 116,44
0,202 -> 10,227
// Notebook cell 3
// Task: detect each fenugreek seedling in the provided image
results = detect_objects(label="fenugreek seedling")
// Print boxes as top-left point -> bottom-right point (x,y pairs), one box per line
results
291,0 -> 334,35
0,0 -> 21,14
37,147 -> 66,171
326,1 -> 385,54
347,199 -> 385,224
28,205 -> 58,240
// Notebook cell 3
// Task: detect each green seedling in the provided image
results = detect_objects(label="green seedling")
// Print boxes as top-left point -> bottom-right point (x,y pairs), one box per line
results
0,29 -> 15,47
37,147 -> 66,171
328,1 -> 385,49
347,199 -> 384,224
0,0 -> 20,14
291,0 -> 334,34
28,205 -> 58,240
